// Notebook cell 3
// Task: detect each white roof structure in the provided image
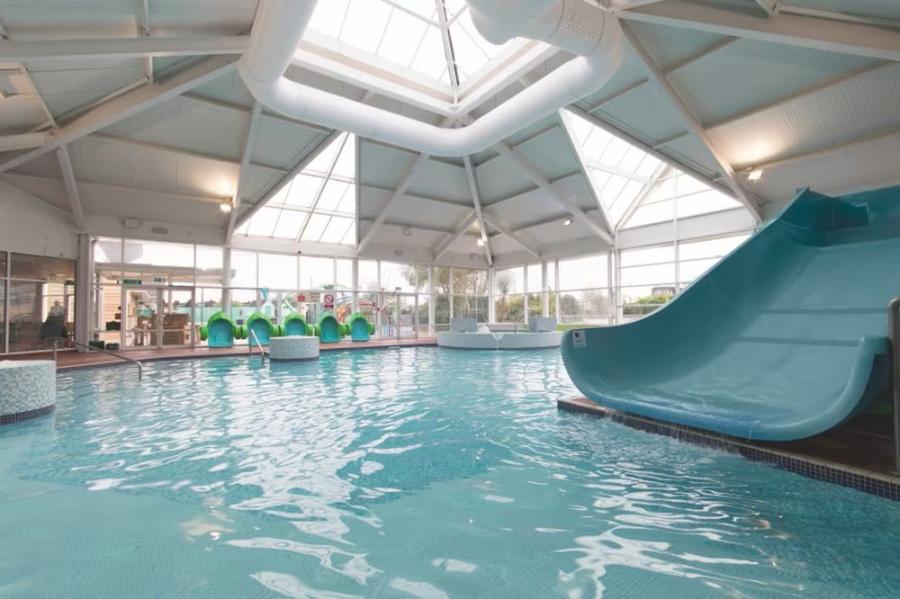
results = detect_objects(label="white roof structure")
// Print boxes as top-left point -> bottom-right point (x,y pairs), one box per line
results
0,0 -> 898,267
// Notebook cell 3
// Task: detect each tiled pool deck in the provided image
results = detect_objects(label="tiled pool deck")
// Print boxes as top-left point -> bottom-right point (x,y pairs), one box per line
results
559,397 -> 900,501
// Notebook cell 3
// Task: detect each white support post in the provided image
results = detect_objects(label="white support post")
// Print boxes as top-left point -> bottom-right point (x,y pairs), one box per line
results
427,265 -> 435,336
522,265 -> 529,327
352,258 -> 359,313
448,267 -> 454,321
554,259 -> 560,321
75,234 -> 93,349
621,24 -> 761,222
222,247 -> 232,316
542,260 -> 549,318
488,267 -> 496,324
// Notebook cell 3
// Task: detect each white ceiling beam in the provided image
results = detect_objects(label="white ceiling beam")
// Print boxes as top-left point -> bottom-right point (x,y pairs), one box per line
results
226,101 -> 262,244
616,163 -> 670,231
621,24 -> 762,222
0,20 -> 58,131
5,171 -> 231,206
234,131 -> 341,231
434,210 -> 478,261
556,111 -> 616,233
0,36 -> 247,62
56,145 -> 87,231
358,152 -> 431,253
358,114 -> 453,253
0,55 -> 237,174
617,0 -> 900,62
434,0 -> 461,99
492,141 -> 615,245
481,213 -> 541,258
0,132 -> 53,152
462,155 -> 492,266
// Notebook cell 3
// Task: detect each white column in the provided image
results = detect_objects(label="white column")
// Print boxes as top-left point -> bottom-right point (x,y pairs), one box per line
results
427,264 -> 435,336
554,259 -> 560,321
522,265 -> 529,327
75,234 -> 93,350
222,247 -> 232,315
351,257 -> 359,312
607,251 -> 614,325
487,266 -> 495,324
541,260 -> 549,317
448,266 -> 454,320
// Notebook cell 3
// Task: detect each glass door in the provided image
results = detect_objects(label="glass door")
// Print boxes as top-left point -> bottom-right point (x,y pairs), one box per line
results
124,286 -> 194,349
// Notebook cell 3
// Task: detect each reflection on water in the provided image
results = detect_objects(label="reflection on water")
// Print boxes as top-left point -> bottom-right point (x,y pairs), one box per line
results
0,348 -> 898,598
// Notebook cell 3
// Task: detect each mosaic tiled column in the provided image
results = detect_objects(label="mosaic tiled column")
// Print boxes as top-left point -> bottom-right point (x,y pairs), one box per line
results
0,360 -> 56,424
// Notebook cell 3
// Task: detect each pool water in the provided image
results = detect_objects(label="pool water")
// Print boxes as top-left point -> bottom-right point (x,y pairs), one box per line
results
1,348 -> 899,598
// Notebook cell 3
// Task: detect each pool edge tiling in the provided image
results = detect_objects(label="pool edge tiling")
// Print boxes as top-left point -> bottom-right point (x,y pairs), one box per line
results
559,396 -> 900,502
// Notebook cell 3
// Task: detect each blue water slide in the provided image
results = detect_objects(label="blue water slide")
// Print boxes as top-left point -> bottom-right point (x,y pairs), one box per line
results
562,186 -> 900,441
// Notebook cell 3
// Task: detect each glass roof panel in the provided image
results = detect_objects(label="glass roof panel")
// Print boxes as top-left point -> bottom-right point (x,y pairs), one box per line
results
307,0 -> 528,91
562,108 -> 749,231
236,134 -> 358,245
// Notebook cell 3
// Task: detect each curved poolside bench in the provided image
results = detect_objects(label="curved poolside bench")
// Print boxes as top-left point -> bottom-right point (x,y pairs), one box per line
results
0,360 -> 56,424
438,331 -> 562,350
562,186 -> 899,441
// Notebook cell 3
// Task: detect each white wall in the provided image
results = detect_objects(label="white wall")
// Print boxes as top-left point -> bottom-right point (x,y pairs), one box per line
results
0,179 -> 78,259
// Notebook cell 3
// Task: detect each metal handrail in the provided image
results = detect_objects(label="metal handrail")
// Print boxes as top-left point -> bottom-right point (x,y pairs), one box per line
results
888,298 -> 900,472
54,338 -> 143,382
249,329 -> 267,365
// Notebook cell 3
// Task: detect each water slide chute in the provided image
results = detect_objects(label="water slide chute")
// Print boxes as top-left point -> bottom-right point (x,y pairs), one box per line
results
562,186 -> 899,441
202,311 -> 237,348
348,312 -> 375,342
283,313 -> 311,336
317,312 -> 343,344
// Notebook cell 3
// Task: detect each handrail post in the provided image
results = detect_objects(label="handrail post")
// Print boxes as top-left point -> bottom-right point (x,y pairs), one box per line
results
888,297 -> 900,473
52,338 -> 58,363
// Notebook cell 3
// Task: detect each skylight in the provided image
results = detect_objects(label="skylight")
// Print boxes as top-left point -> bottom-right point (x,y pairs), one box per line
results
562,109 -> 745,231
307,0 -> 521,91
236,133 -> 357,245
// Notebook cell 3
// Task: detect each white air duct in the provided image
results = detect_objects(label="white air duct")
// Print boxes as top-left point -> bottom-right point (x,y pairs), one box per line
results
239,0 -> 624,157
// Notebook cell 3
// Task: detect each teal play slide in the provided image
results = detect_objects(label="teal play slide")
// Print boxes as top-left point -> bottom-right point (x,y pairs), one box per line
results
562,186 -> 899,441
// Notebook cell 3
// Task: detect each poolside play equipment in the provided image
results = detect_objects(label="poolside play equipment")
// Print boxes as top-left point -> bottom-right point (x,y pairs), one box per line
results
246,312 -> 277,346
282,313 -> 312,337
238,0 -> 624,157
438,317 -> 562,350
200,311 -> 238,348
316,311 -> 344,344
269,336 -> 319,362
347,312 -> 375,342
562,186 -> 900,442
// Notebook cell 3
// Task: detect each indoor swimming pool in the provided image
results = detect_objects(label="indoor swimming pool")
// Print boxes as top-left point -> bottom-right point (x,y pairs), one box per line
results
1,348 -> 898,597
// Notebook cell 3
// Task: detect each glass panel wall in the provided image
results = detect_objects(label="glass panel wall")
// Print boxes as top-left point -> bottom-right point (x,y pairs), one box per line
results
494,266 -> 525,324
558,254 -> 609,326
3,252 -> 76,353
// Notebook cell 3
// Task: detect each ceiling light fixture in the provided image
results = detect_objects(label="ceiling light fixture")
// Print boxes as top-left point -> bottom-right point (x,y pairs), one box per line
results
562,217 -> 573,227
219,200 -> 233,213
476,237 -> 485,247
747,168 -> 764,182
402,226 -> 411,236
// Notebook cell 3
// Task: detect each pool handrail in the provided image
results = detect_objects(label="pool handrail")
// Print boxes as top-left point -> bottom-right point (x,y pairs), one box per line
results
54,338 -> 143,382
249,329 -> 267,365
887,297 -> 900,473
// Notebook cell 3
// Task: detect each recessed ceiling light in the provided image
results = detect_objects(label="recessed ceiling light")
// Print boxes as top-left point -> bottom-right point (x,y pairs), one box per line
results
562,217 -> 573,227
747,168 -> 764,182
402,226 -> 411,236
219,201 -> 232,213
476,237 -> 485,247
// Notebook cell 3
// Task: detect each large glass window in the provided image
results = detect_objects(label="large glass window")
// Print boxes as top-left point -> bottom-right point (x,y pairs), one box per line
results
300,256 -> 334,289
259,253 -> 298,290
381,261 -> 417,293
494,266 -> 525,324
6,254 -> 76,353
558,254 -> 609,325
230,250 -> 258,288
358,260 -> 379,291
